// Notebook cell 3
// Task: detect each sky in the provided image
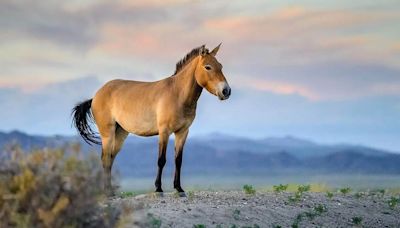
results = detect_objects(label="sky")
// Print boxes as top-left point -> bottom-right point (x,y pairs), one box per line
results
0,0 -> 399,151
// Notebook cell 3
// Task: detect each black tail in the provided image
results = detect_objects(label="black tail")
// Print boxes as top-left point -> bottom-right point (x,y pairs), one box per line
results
71,99 -> 101,145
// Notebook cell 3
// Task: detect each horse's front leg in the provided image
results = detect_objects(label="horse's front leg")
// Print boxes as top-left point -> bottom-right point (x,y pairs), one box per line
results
155,130 -> 169,192
174,128 -> 189,193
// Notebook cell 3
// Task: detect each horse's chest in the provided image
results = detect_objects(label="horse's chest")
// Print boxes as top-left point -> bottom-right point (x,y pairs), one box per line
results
171,107 -> 196,129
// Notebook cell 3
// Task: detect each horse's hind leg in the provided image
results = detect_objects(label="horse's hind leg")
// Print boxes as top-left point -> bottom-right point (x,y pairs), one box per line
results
100,122 -> 128,195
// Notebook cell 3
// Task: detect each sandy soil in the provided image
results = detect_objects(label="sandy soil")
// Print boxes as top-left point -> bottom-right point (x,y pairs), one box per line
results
110,191 -> 400,228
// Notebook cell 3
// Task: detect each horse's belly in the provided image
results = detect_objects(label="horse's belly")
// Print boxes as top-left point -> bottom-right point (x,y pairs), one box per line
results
126,121 -> 158,136
115,111 -> 159,137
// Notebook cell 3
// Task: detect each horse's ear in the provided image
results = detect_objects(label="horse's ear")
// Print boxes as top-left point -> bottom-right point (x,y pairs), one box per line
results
210,43 -> 222,56
200,45 -> 208,56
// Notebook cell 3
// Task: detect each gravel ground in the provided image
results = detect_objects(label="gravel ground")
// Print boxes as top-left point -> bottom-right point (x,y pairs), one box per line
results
110,191 -> 400,228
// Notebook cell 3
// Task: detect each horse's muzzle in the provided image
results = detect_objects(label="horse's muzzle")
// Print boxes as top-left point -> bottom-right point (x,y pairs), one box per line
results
218,83 -> 231,100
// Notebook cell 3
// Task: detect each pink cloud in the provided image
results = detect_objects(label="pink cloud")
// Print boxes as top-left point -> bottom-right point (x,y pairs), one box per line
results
235,77 -> 319,100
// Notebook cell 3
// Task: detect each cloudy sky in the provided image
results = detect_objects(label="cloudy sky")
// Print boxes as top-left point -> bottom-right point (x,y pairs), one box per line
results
0,0 -> 399,151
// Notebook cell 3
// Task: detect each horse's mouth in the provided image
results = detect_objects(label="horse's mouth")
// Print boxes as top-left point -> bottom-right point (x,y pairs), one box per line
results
218,94 -> 230,100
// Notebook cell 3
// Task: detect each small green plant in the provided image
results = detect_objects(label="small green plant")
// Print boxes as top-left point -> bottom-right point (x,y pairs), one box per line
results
233,209 -> 241,220
288,191 -> 303,202
193,224 -> 206,228
241,225 -> 260,228
351,216 -> 363,225
339,187 -> 351,195
147,213 -> 162,228
243,184 -> 256,195
291,203 -> 328,227
326,191 -> 334,199
120,191 -> 135,198
388,196 -> 399,209
273,184 -> 288,193
377,189 -> 386,196
298,184 -> 311,193
314,204 -> 328,214
354,192 -> 364,199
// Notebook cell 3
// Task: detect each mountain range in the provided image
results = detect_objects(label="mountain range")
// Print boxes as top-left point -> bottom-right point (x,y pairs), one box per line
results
1,130 -> 399,177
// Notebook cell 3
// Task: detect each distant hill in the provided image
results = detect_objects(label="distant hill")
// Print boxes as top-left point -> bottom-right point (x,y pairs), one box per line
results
1,130 -> 399,176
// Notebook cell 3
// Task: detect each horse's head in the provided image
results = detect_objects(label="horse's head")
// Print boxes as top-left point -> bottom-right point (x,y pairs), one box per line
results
195,44 -> 231,100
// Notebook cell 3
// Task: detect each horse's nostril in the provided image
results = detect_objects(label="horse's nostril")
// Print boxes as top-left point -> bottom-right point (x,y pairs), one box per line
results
222,88 -> 228,96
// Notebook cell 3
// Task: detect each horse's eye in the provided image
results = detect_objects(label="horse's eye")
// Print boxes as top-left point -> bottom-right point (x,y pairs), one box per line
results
204,65 -> 212,70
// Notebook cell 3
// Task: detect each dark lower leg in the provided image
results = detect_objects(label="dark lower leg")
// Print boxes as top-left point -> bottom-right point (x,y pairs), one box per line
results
174,152 -> 184,192
155,132 -> 168,192
155,155 -> 166,192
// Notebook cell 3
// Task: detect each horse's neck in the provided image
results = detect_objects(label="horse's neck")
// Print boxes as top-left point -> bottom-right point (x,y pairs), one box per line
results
173,58 -> 203,107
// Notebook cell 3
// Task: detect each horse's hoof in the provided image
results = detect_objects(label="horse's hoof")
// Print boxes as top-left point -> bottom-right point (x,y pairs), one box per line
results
175,186 -> 185,193
176,192 -> 186,197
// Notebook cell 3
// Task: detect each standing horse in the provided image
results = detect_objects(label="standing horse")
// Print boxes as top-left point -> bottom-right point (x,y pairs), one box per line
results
72,44 -> 231,194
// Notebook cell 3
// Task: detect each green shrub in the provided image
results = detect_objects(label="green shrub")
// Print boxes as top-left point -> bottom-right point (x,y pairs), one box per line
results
243,185 -> 256,195
351,216 -> 363,225
314,204 -> 327,214
288,185 -> 311,203
388,196 -> 399,209
273,184 -> 288,193
0,145 -> 124,228
288,191 -> 303,202
339,187 -> 351,195
119,191 -> 135,198
326,191 -> 334,199
354,192 -> 364,199
297,185 -> 311,193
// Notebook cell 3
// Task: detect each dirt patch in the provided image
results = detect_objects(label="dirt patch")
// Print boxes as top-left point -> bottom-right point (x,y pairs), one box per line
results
110,191 -> 400,227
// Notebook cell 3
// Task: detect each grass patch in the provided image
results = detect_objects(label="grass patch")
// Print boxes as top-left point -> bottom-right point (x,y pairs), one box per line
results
288,185 -> 311,203
388,196 -> 399,209
243,184 -> 256,195
354,192 -> 365,199
193,224 -> 206,228
314,204 -> 328,214
268,183 -> 328,193
292,204 -> 328,227
326,191 -> 334,199
273,184 -> 288,193
119,191 -> 135,198
339,187 -> 351,195
351,216 -> 363,226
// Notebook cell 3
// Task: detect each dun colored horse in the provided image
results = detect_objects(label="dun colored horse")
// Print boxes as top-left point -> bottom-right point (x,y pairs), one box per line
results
72,44 -> 231,194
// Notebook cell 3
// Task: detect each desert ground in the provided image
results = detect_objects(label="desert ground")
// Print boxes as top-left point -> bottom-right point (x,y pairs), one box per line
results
110,190 -> 400,228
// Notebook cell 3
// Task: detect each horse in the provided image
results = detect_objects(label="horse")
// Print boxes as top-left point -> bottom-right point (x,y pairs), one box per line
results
72,44 -> 231,195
